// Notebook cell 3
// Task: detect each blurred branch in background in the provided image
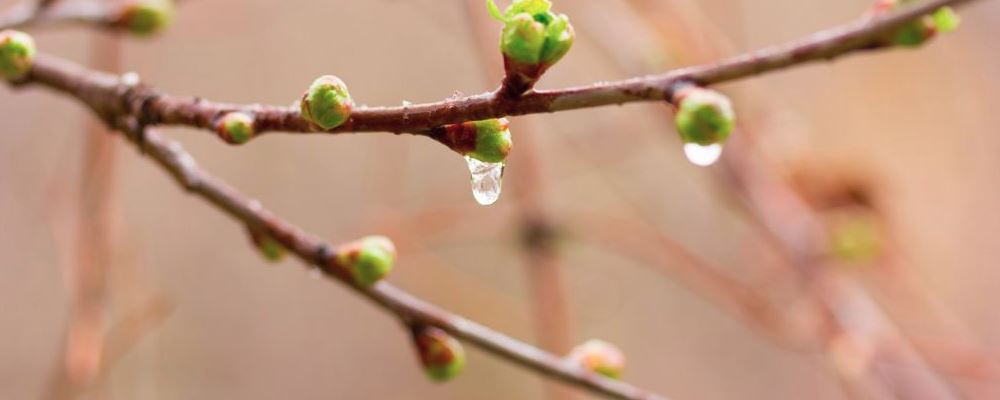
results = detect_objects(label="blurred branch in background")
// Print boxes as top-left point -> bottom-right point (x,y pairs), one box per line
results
58,29 -> 121,397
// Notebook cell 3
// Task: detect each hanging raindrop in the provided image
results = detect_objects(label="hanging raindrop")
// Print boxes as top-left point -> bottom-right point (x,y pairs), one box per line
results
683,143 -> 723,167
465,156 -> 504,205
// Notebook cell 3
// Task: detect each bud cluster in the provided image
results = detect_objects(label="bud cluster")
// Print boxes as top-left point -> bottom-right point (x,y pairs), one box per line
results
488,0 -> 574,94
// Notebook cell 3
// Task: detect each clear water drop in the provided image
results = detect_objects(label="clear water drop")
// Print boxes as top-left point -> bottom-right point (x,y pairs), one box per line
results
465,156 -> 504,206
683,143 -> 724,167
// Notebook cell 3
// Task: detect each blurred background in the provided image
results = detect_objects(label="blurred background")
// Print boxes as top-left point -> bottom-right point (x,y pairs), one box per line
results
3,0 -> 1000,399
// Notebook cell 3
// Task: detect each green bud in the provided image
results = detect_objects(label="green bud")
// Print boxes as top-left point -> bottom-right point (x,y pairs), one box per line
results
892,21 -> 933,47
540,13 -> 574,66
672,86 -> 735,146
490,0 -> 575,72
335,235 -> 396,286
0,30 -> 36,80
502,14 -> 546,65
471,118 -> 513,163
217,112 -> 255,145
435,118 -> 513,163
411,326 -> 466,382
300,75 -> 354,131
248,227 -> 287,262
932,7 -> 960,33
872,0 -> 959,48
117,0 -> 175,37
567,339 -> 625,379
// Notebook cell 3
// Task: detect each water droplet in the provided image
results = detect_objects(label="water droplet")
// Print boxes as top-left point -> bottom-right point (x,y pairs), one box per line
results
683,143 -> 723,167
465,156 -> 504,205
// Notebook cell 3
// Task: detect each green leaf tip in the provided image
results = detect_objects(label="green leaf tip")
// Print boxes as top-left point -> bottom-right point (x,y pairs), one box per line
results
568,339 -> 625,379
673,86 -> 735,146
336,235 -> 396,287
412,326 -> 466,382
118,0 -> 175,37
217,112 -> 255,145
0,30 -> 36,80
300,75 -> 354,131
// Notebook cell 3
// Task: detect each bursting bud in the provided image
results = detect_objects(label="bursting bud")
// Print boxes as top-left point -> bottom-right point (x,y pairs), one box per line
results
434,118 -> 513,163
410,325 -> 466,382
116,0 -> 175,37
217,112 -> 255,145
871,0 -> 960,47
300,75 -> 354,131
672,86 -> 735,146
334,235 -> 396,286
488,0 -> 574,92
567,339 -> 625,379
0,30 -> 36,80
248,227 -> 287,262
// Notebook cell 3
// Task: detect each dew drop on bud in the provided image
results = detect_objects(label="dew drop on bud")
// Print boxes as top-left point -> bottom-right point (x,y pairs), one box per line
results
465,156 -> 504,205
683,143 -> 724,167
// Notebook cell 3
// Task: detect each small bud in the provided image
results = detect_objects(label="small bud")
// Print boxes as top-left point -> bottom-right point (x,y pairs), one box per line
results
116,0 -> 175,37
411,325 -> 466,382
672,86 -> 735,146
567,339 -> 625,379
334,235 -> 396,286
216,112 -> 255,145
870,0 -> 959,48
0,30 -> 36,80
489,0 -> 575,92
300,75 -> 354,131
248,227 -> 287,262
932,7 -> 960,33
434,118 -> 513,163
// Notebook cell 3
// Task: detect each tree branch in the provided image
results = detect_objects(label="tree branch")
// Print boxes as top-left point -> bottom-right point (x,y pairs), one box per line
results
8,0 -> 980,148
103,119 -> 668,400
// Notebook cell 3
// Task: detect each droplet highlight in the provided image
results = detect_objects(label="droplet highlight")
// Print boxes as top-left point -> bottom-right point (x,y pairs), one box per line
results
465,156 -> 504,205
683,143 -> 723,167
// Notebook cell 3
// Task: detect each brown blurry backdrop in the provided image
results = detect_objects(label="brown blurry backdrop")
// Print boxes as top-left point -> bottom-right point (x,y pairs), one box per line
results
3,0 -> 1000,399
